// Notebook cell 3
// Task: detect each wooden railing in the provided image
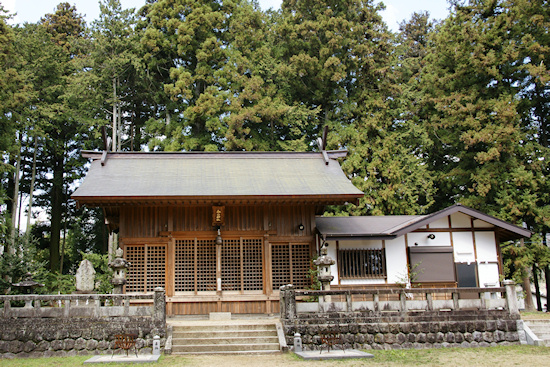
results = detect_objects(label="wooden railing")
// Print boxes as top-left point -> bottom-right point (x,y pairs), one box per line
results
279,280 -> 519,319
0,287 -> 166,323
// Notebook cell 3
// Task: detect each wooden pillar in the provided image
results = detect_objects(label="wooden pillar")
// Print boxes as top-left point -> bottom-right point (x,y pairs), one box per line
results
216,241 -> 222,295
265,235 -> 272,296
166,238 -> 175,297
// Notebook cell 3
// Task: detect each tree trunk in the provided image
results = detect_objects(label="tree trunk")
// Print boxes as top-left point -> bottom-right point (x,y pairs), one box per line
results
9,148 -> 22,253
49,154 -> 64,272
521,238 -> 536,311
112,77 -> 117,151
26,137 -> 38,235
118,103 -> 122,151
533,263 -> 542,311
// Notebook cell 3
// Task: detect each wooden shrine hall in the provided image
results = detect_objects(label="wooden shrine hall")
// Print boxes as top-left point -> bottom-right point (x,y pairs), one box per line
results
72,150 -> 363,315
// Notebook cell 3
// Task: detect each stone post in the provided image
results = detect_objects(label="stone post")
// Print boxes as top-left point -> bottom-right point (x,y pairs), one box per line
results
279,285 -> 287,319
293,333 -> 302,352
279,284 -> 296,320
504,280 -> 519,315
153,335 -> 161,355
400,292 -> 408,312
153,287 -> 166,324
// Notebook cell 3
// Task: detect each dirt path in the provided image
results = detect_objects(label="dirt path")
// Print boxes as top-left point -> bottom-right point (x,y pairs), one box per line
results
157,347 -> 550,367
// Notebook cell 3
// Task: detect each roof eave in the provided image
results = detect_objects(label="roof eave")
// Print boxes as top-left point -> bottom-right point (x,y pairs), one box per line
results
72,193 -> 363,207
322,234 -> 397,241
391,204 -> 532,239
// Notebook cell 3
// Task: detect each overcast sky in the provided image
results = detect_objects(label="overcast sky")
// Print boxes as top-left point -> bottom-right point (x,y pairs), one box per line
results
2,0 -> 450,31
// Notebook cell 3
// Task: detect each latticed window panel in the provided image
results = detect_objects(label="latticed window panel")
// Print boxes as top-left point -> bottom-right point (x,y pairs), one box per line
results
196,239 -> 216,291
126,245 -> 146,292
221,239 -> 241,291
291,243 -> 312,289
271,243 -> 291,290
175,239 -> 195,292
146,245 -> 166,291
338,248 -> 386,279
271,243 -> 312,290
242,238 -> 263,291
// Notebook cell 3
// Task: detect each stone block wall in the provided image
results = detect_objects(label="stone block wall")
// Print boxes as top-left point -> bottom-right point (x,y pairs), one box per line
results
0,316 -> 166,358
283,310 -> 521,350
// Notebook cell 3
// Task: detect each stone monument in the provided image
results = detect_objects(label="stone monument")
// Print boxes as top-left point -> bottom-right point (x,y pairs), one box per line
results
75,259 -> 96,293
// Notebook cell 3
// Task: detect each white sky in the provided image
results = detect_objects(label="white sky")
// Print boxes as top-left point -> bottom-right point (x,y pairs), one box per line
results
2,0 -> 450,31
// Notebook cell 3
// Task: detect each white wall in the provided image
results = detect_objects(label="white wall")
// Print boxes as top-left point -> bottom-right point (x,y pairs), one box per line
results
327,237 -> 408,286
385,237 -> 408,284
327,213 -> 503,288
407,232 -> 451,247
453,231 -> 475,264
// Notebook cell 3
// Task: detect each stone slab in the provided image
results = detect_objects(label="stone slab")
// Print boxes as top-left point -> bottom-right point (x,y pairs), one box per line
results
84,354 -> 161,364
209,312 -> 232,321
294,349 -> 374,360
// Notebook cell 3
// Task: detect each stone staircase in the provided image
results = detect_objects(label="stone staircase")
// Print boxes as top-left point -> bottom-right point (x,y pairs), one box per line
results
170,322 -> 281,354
524,319 -> 550,346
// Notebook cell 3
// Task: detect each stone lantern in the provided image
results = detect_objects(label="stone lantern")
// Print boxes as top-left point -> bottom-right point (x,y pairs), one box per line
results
313,241 -> 335,302
109,247 -> 130,294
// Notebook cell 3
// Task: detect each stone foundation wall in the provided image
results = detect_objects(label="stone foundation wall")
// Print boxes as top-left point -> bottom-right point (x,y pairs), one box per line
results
283,310 -> 521,350
0,317 -> 166,358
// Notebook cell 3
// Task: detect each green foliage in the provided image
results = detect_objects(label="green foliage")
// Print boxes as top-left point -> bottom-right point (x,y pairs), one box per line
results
1,0 -> 550,295
395,262 -> 423,288
0,234 -> 47,294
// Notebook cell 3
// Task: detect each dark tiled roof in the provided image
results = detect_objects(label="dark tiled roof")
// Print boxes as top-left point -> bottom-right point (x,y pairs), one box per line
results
316,204 -> 531,241
72,151 -> 363,205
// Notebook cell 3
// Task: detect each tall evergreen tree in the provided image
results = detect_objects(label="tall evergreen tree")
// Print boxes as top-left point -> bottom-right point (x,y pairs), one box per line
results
32,3 -> 88,271
140,0 -> 231,151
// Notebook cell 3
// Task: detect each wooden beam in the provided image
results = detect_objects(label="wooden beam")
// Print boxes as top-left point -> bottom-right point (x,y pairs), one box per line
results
317,137 -> 330,165
100,150 -> 108,166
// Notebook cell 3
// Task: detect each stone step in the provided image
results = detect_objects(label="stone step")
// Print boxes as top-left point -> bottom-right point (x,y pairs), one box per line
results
173,336 -> 279,345
172,324 -> 275,332
172,349 -> 281,355
173,330 -> 277,339
170,321 -> 281,355
172,343 -> 280,354
525,319 -> 550,325
525,325 -> 550,330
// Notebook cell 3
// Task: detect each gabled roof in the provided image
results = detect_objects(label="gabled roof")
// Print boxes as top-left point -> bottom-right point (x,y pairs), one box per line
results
72,151 -> 364,206
316,204 -> 531,241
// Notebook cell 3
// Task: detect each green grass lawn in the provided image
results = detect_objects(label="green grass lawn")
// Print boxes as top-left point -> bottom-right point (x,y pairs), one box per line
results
0,345 -> 549,367
521,310 -> 550,320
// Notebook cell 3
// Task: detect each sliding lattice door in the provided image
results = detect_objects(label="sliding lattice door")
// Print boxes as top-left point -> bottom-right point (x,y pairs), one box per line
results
174,237 -> 263,293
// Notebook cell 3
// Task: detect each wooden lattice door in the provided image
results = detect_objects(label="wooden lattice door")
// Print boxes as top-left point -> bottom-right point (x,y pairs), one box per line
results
174,238 -> 217,293
174,237 -> 263,294
221,238 -> 263,292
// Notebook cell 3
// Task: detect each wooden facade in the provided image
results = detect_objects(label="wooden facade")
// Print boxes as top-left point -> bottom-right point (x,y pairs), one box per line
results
72,150 -> 365,315
118,204 -> 320,315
